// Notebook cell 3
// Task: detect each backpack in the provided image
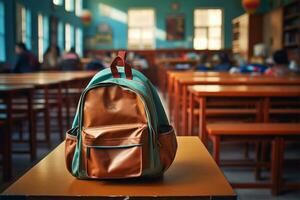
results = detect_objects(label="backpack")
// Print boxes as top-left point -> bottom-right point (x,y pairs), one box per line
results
65,51 -> 177,179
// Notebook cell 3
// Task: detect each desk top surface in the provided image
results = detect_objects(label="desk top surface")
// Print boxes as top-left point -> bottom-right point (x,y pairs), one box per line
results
0,84 -> 34,92
0,71 -> 96,86
178,75 -> 300,85
189,85 -> 300,97
2,137 -> 236,199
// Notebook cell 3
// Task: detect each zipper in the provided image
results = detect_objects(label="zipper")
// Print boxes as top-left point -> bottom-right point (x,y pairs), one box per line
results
83,123 -> 148,132
86,143 -> 142,158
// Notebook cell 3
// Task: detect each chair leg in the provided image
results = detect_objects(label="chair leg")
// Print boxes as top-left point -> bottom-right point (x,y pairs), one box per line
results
255,142 -> 262,180
18,122 -> 24,141
44,109 -> 51,148
271,137 -> 284,196
212,136 -> 221,165
244,142 -> 249,159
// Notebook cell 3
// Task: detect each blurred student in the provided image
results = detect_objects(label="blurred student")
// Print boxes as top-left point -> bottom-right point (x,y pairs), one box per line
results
12,42 -> 39,73
211,53 -> 231,71
58,47 -> 81,71
42,45 -> 60,70
265,49 -> 290,76
196,54 -> 209,71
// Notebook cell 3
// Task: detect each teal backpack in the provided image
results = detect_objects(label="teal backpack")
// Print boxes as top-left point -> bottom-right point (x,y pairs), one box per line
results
65,51 -> 177,179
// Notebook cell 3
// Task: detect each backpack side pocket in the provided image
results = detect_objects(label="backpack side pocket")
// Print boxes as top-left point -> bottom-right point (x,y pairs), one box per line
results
65,127 -> 78,174
158,125 -> 177,171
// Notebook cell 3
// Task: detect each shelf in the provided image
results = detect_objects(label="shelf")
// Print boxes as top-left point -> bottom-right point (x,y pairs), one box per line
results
285,0 -> 300,7
284,13 -> 300,20
284,42 -> 299,48
284,25 -> 300,31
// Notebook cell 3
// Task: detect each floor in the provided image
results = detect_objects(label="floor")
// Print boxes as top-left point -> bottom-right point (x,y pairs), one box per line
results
0,92 -> 299,200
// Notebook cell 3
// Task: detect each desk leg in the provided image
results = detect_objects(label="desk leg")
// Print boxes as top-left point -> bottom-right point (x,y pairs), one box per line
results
3,94 -> 12,181
199,97 -> 207,146
57,83 -> 64,140
43,86 -> 51,147
271,137 -> 284,195
212,136 -> 221,165
188,92 -> 194,136
259,97 -> 271,179
262,97 -> 270,122
65,82 -> 71,129
167,76 -> 173,118
174,81 -> 180,132
181,85 -> 187,135
27,90 -> 37,161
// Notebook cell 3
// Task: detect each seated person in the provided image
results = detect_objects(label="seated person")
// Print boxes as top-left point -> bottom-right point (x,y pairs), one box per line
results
58,47 -> 81,71
229,54 -> 246,73
12,42 -> 39,73
42,45 -> 60,70
265,49 -> 290,76
240,56 -> 268,74
85,59 -> 105,71
211,53 -> 231,72
195,54 -> 209,71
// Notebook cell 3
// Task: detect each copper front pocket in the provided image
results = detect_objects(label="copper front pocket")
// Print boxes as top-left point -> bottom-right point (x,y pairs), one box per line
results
86,144 -> 143,179
82,123 -> 148,179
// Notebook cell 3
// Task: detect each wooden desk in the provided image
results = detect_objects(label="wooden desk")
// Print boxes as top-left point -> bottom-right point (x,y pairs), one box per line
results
0,85 -> 35,181
1,137 -> 236,200
0,72 -> 95,133
188,85 -> 300,144
174,75 -> 300,134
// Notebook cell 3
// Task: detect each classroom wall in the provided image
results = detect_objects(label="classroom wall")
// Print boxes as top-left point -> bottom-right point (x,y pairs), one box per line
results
84,0 -> 270,50
2,0 -> 82,67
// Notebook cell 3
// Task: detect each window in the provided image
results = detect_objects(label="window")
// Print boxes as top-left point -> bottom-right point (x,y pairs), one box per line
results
75,0 -> 82,16
38,14 -> 49,62
194,9 -> 223,50
75,27 -> 83,56
65,0 -> 74,12
0,1 -> 5,61
128,9 -> 155,49
65,23 -> 74,51
53,0 -> 63,6
58,21 -> 64,52
16,4 -> 32,49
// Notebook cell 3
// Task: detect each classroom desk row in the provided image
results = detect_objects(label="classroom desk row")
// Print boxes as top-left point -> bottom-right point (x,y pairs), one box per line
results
165,71 -> 300,136
0,71 -> 96,181
164,70 -> 300,194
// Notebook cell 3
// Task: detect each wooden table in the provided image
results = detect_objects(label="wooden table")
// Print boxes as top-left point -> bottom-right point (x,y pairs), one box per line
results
1,137 -> 236,200
0,71 -> 96,134
174,75 -> 300,135
188,85 -> 300,145
0,85 -> 35,181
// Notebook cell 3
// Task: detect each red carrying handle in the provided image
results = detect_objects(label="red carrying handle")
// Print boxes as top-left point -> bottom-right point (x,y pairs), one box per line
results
110,51 -> 133,80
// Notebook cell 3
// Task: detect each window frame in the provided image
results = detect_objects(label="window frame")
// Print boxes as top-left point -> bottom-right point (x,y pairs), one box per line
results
0,1 -> 5,62
16,4 -> 32,50
58,21 -> 65,52
127,8 -> 156,50
65,23 -> 74,51
53,0 -> 64,6
193,8 -> 224,50
38,13 -> 49,62
75,0 -> 82,16
65,0 -> 74,12
75,27 -> 83,56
